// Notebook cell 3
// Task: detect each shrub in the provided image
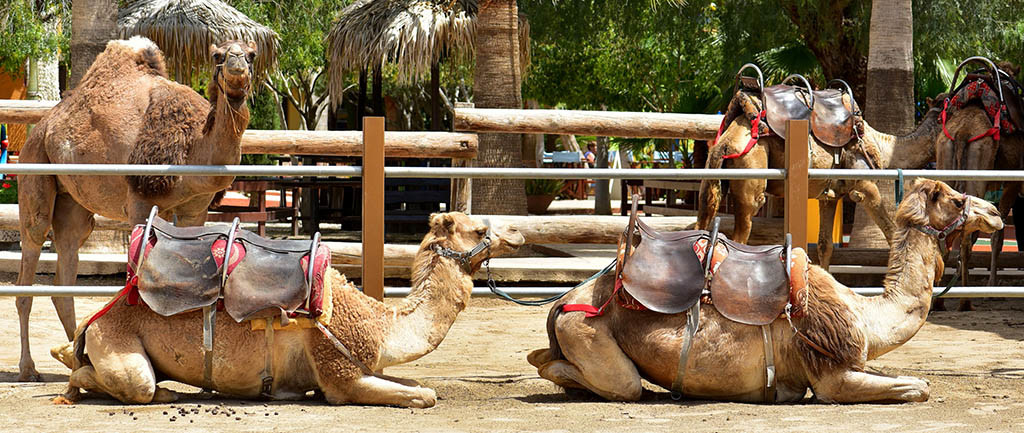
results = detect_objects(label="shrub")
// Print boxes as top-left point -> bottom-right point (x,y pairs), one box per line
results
0,179 -> 16,204
525,178 -> 564,196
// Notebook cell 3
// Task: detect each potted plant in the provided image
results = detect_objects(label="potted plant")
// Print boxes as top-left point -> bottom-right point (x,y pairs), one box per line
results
525,178 -> 563,214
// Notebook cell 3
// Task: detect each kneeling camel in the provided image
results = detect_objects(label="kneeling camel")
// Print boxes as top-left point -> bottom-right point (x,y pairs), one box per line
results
53,212 -> 523,407
530,179 -> 1002,403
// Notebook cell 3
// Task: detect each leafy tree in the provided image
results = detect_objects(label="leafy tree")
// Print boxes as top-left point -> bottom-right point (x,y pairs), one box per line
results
0,0 -> 68,77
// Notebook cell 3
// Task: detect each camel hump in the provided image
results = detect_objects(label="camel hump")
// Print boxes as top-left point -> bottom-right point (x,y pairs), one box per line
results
126,85 -> 202,196
104,36 -> 168,78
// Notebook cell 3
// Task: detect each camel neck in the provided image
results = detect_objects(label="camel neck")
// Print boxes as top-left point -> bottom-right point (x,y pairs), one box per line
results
378,246 -> 474,367
861,226 -> 943,359
183,93 -> 248,193
871,109 -> 942,169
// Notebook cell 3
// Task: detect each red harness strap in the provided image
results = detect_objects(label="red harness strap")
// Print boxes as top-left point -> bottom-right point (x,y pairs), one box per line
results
85,277 -> 138,326
723,110 -> 766,160
941,98 -> 955,141
561,278 -> 624,317
709,114 -> 729,147
968,107 -> 1002,143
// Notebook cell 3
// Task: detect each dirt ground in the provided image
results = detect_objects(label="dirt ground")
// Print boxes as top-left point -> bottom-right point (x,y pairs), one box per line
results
2,273 -> 1024,432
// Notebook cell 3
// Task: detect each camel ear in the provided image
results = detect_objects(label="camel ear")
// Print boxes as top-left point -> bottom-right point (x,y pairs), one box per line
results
925,97 -> 934,107
209,44 -> 219,58
247,41 -> 257,51
896,179 -> 933,226
429,213 -> 455,232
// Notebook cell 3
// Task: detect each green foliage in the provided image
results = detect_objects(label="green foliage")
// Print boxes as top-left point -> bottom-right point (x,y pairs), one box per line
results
0,0 -> 68,76
525,178 -> 564,196
0,180 -> 17,204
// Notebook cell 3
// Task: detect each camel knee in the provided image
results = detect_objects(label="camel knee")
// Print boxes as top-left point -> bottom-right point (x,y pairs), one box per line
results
51,342 -> 75,369
527,348 -> 555,368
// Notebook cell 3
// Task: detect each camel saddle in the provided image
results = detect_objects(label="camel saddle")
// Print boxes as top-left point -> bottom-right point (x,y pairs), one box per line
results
761,75 -> 863,148
128,214 -> 330,322
617,202 -> 803,326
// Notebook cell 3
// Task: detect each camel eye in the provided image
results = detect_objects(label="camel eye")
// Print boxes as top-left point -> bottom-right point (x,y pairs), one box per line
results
213,52 -> 224,63
953,197 -> 965,209
475,228 -> 488,237
247,52 -> 256,62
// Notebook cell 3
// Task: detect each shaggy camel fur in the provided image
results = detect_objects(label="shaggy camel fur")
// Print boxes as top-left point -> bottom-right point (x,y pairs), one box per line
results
530,179 -> 1002,403
51,212 -> 524,407
932,99 -> 1023,311
697,91 -> 976,267
16,37 -> 257,381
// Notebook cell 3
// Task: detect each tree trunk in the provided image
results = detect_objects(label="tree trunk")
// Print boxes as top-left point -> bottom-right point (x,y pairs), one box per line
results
471,0 -> 526,215
595,136 -> 611,215
850,0 -> 913,249
70,0 -> 117,89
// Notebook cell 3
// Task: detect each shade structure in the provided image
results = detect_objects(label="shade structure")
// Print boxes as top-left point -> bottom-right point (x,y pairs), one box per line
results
118,0 -> 279,83
327,0 -> 530,100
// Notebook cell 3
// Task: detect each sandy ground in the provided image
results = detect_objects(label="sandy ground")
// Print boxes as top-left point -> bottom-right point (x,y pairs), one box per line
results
2,272 -> 1024,432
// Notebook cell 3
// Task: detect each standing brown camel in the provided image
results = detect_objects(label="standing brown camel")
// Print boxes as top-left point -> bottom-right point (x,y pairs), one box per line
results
698,88 -> 979,267
529,179 -> 1002,403
16,37 -> 257,381
932,71 -> 1024,310
52,213 -> 524,406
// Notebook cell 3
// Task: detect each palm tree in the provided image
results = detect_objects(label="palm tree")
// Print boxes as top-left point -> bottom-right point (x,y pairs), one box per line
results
70,0 -> 117,88
849,0 -> 912,248
472,0 -> 527,215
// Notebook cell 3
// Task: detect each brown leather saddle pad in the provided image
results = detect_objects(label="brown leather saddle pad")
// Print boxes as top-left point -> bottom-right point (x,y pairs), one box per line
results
618,210 -> 792,325
130,215 -> 328,322
762,83 -> 860,148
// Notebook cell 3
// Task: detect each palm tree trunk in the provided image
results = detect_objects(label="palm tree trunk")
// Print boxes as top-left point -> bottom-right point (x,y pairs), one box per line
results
471,0 -> 527,215
70,0 -> 117,89
850,0 -> 913,248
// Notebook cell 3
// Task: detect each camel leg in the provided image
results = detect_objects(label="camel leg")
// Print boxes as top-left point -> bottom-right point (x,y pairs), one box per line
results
71,327 -> 172,404
15,171 -> 57,382
541,318 -> 643,401
816,199 -> 838,267
50,194 -> 95,341
812,370 -> 929,403
318,375 -> 437,408
729,179 -> 766,244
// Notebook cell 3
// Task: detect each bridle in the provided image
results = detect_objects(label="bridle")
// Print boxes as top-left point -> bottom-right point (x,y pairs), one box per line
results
431,227 -> 493,275
913,193 -> 970,253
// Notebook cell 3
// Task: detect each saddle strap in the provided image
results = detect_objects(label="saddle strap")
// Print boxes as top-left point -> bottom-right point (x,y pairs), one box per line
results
202,305 -> 216,391
261,318 -> 275,398
723,110 -> 766,160
761,325 -> 777,403
670,301 -> 701,399
315,322 -> 374,375
619,195 -> 641,278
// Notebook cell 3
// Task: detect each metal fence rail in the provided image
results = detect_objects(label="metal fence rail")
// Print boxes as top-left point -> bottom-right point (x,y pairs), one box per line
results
4,164 -> 1024,181
1,285 -> 1022,298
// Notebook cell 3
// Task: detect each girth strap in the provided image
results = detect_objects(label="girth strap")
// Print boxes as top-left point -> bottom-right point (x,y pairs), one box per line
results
202,305 -> 216,391
761,324 -> 777,403
315,322 -> 375,375
261,318 -> 275,398
670,301 -> 700,400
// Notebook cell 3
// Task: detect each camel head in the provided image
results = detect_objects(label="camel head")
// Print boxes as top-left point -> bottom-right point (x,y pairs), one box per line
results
423,212 -> 525,272
209,40 -> 258,100
896,179 -> 1003,240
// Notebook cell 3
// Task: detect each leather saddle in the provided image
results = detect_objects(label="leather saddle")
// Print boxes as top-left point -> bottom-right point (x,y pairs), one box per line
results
617,200 -> 796,326
761,75 -> 862,148
128,211 -> 330,322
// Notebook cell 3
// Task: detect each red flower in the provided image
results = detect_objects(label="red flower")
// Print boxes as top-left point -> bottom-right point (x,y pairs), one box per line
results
2,183 -> 10,189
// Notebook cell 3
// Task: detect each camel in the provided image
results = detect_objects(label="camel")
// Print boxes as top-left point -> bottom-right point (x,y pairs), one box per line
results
16,37 -> 257,381
50,212 -> 524,406
696,89 -> 982,267
528,179 -> 1002,403
932,88 -> 1024,311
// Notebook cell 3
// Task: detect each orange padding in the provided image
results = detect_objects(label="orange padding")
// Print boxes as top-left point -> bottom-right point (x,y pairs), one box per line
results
787,247 -> 809,318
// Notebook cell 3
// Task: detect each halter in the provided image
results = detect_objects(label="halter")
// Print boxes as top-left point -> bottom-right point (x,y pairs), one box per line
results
913,194 -> 970,252
431,228 -> 493,274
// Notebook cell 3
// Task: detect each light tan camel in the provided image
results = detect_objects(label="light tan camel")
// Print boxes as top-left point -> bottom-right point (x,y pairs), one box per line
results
932,98 -> 1023,311
16,37 -> 257,381
51,212 -> 524,407
530,179 -> 1002,403
697,91 -> 976,267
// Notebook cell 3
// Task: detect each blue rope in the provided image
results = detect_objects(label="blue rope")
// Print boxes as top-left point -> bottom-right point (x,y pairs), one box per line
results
488,259 -> 616,306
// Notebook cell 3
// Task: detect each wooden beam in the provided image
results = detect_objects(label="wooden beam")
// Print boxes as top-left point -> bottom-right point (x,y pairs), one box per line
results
477,214 -> 784,245
240,130 -> 477,158
454,107 -> 722,140
361,117 -> 385,300
0,99 -> 55,123
784,119 -> 809,250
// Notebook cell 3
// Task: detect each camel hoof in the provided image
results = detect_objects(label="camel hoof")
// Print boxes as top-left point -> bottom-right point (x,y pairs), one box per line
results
957,300 -> 975,312
17,369 -> 42,383
527,349 -> 554,368
409,388 -> 437,408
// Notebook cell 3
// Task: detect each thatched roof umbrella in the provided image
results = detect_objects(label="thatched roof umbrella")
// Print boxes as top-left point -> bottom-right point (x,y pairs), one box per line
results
326,0 -> 530,128
118,0 -> 279,83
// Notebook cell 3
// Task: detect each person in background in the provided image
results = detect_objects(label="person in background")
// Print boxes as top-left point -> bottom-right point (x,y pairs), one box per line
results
584,142 -> 597,166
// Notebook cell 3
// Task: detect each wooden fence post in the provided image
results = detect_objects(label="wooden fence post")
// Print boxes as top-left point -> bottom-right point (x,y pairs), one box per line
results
362,117 -> 385,300
784,119 -> 809,251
